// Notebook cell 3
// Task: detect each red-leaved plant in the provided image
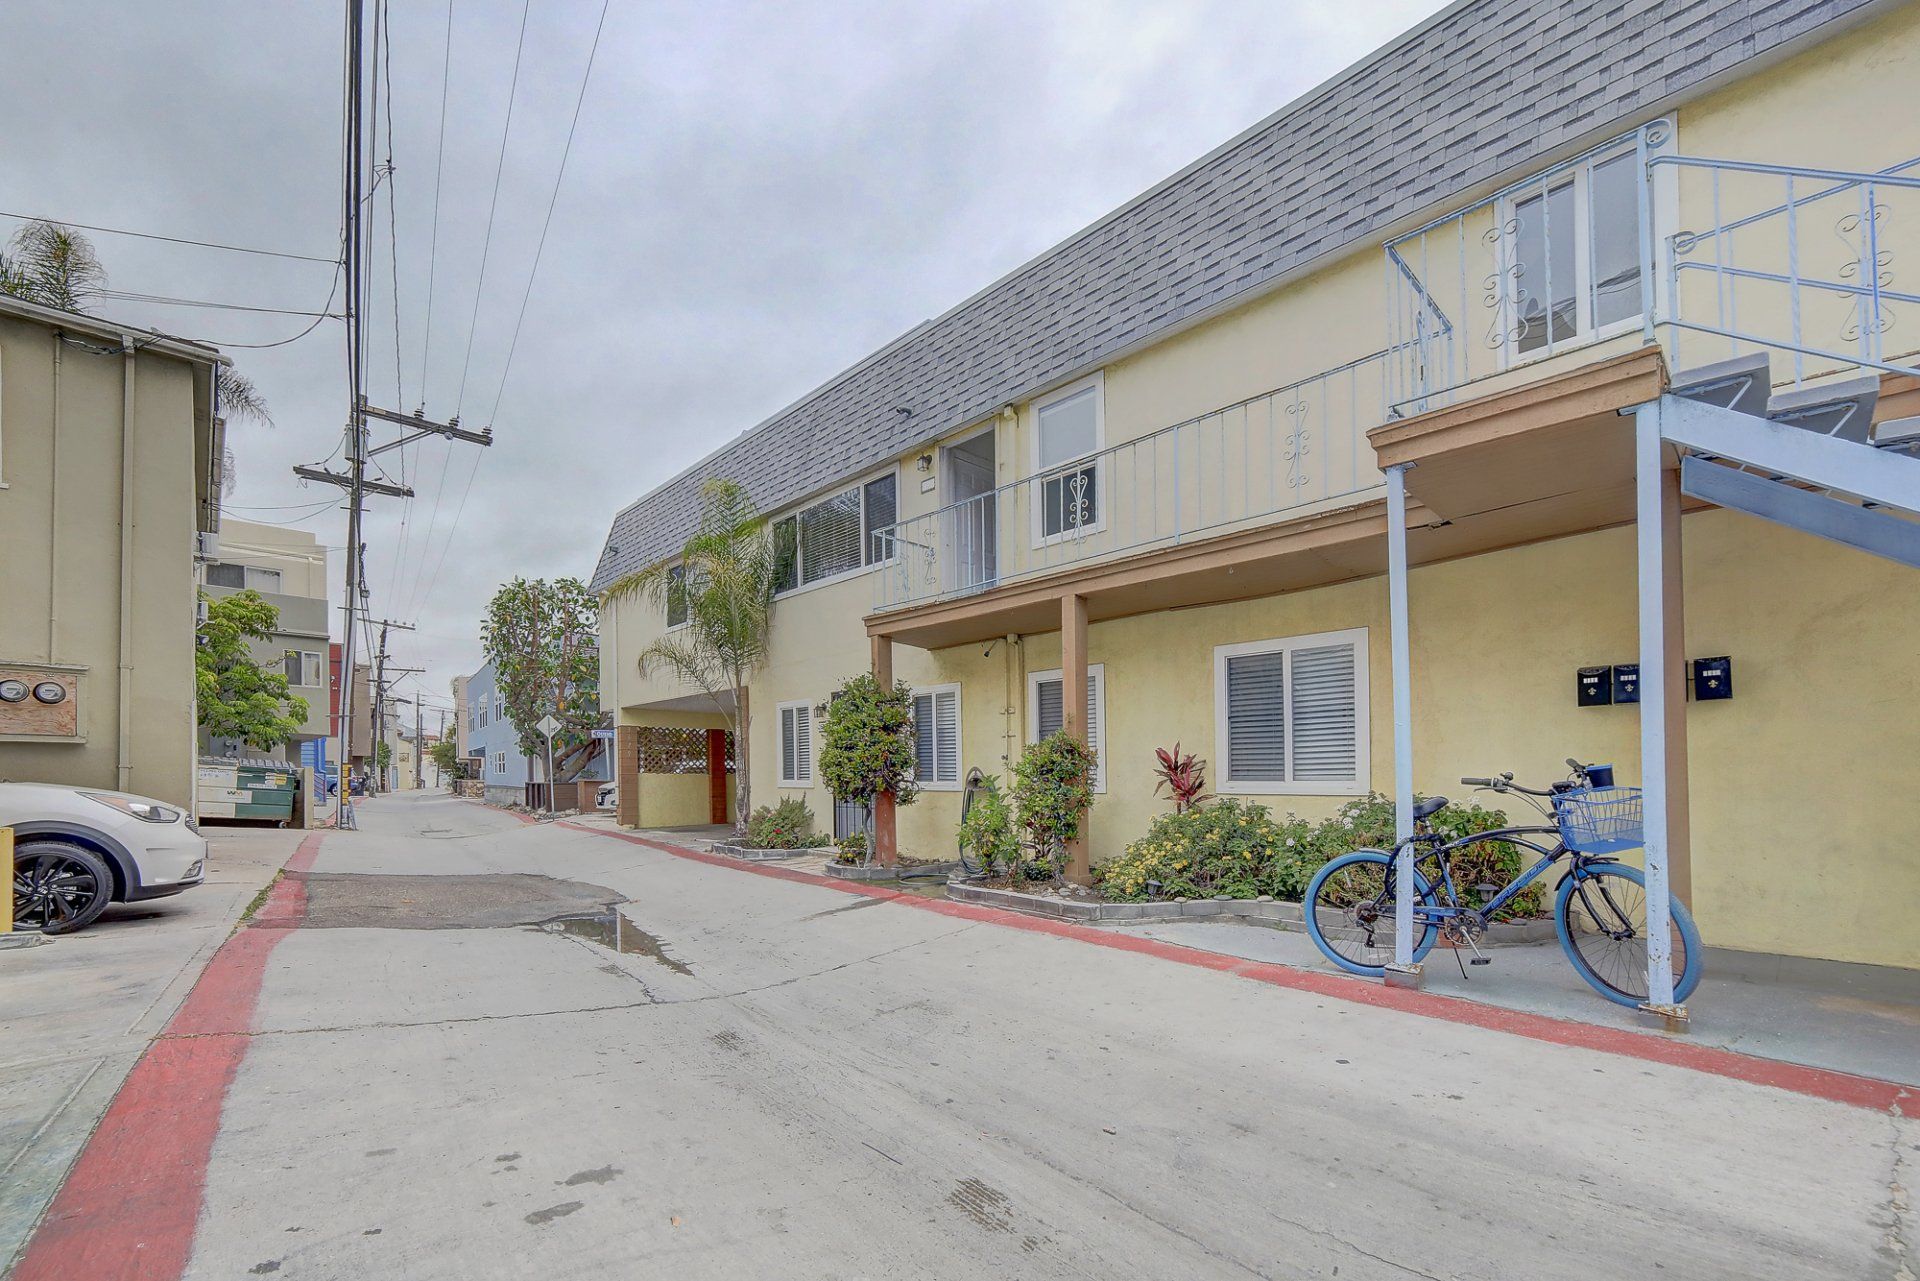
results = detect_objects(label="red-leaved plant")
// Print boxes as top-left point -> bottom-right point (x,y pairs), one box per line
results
1152,742 -> 1210,813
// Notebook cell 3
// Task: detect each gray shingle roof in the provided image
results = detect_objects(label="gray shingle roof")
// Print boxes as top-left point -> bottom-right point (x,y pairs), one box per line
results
590,0 -> 1882,593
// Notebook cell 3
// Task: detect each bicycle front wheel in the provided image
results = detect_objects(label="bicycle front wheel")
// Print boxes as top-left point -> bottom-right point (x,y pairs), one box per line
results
1303,850 -> 1437,977
1555,863 -> 1703,1008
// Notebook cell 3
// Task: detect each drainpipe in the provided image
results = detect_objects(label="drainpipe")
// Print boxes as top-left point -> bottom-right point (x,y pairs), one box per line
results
47,340 -> 62,661
1002,633 -> 1022,769
117,339 -> 137,793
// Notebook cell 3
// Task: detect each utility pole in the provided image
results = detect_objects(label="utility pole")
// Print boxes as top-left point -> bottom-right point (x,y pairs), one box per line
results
307,0 -> 490,827
414,696 -> 424,790
365,617 -> 415,794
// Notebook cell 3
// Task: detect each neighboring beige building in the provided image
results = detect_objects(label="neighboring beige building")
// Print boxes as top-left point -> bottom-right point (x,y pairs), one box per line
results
199,516 -> 334,770
0,293 -> 224,809
596,0 -> 1920,979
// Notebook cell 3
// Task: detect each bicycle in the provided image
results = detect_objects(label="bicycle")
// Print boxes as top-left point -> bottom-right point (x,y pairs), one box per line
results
1301,761 -> 1702,1008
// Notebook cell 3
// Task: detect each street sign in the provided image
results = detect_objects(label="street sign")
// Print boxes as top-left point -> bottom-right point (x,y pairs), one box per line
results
536,714 -> 561,738
590,728 -> 614,741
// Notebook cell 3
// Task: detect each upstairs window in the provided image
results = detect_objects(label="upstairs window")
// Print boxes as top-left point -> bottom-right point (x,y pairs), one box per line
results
770,472 -> 897,594
778,701 -> 813,787
1029,664 -> 1105,793
206,562 -> 282,592
1033,375 -> 1103,542
1505,148 -> 1644,359
1215,628 -> 1368,795
912,686 -> 960,788
283,651 -> 323,688
665,564 -> 688,628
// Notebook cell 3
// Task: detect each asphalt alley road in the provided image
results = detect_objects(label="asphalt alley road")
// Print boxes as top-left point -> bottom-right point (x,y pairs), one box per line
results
17,792 -> 1917,1280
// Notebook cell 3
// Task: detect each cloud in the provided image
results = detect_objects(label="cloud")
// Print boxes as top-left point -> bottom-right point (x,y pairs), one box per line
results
0,0 -> 1445,703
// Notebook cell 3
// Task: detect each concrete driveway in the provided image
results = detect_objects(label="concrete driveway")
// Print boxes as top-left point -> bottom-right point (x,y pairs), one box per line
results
8,792 -> 1915,1280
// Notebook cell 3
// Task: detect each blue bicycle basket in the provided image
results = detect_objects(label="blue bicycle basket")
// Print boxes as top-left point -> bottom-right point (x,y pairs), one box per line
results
1553,786 -> 1644,854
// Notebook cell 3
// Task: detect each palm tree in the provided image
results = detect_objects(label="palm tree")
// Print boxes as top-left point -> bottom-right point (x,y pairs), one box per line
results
0,220 -> 106,310
603,479 -> 777,835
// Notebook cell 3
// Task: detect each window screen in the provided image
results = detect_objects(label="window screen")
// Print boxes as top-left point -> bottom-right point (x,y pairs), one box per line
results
912,688 -> 959,785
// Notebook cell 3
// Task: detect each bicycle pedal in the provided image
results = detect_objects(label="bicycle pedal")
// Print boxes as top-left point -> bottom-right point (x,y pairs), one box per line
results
1468,957 -> 1492,966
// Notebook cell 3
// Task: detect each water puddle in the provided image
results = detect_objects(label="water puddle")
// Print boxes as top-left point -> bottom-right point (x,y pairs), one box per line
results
543,909 -> 692,975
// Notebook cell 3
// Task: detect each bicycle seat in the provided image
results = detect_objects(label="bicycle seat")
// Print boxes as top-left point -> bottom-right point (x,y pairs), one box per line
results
1413,796 -> 1447,820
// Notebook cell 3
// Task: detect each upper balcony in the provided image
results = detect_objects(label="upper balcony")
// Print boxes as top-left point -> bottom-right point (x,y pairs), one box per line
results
872,349 -> 1392,616
869,118 -> 1920,638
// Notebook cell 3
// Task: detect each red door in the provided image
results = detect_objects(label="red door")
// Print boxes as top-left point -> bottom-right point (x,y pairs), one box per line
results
706,729 -> 728,824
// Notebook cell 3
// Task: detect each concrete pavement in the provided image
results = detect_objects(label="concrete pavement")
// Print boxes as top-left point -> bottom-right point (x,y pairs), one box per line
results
11,791 -> 1917,1279
0,824 -> 302,1272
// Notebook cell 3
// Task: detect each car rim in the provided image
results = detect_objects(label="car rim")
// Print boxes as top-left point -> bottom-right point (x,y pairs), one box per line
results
13,853 -> 102,929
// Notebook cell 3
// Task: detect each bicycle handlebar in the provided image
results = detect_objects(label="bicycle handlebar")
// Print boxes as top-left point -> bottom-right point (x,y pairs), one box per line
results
1459,768 -> 1560,797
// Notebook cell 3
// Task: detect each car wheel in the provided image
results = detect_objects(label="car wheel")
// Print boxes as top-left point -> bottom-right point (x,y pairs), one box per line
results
12,840 -> 115,934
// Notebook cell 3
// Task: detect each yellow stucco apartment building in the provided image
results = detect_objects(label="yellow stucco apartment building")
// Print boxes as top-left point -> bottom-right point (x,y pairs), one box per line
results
0,293 -> 225,810
594,0 -> 1920,977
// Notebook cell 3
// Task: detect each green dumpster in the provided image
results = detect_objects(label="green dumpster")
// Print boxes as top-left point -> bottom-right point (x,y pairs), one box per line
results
197,758 -> 298,826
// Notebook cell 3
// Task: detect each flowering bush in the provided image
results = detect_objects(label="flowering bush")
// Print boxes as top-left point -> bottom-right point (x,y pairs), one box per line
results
1096,800 -> 1317,902
1308,793 -> 1536,919
834,829 -> 867,866
745,798 -> 830,850
1096,792 -> 1534,915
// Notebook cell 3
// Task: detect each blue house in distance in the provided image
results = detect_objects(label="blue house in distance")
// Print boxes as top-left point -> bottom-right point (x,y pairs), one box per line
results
462,657 -> 607,806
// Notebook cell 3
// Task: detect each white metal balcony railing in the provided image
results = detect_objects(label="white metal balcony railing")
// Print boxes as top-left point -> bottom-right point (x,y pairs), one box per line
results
870,120 -> 1917,614
872,351 -> 1391,611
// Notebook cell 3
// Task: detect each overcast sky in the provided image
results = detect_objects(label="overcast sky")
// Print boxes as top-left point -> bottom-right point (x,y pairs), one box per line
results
1,0 -> 1446,719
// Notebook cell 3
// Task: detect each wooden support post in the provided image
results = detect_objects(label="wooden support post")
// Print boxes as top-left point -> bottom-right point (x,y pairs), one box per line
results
871,633 -> 898,867
1061,593 -> 1091,885
615,724 -> 640,829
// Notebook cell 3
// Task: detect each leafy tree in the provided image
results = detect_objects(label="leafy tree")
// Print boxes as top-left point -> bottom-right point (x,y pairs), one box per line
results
480,577 -> 602,784
603,479 -> 776,835
427,739 -> 463,781
196,590 -> 310,750
816,673 -> 919,856
372,740 -> 392,772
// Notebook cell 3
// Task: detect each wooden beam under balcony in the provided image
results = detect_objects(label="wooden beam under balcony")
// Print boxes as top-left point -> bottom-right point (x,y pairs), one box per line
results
867,498 -> 1414,650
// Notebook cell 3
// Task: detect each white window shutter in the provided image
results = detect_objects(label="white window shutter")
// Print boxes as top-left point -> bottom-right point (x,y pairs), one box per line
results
1083,672 -> 1102,792
796,706 -> 812,783
781,707 -> 798,783
934,690 -> 958,783
1225,651 -> 1287,783
913,693 -> 935,781
1289,643 -> 1357,783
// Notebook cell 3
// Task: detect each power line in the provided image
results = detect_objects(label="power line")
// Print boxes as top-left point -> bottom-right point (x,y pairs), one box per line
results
95,287 -> 342,318
381,0 -> 404,411
453,0 -> 532,416
484,0 -> 612,429
0,209 -> 338,264
419,0 -> 454,404
408,0 -> 609,623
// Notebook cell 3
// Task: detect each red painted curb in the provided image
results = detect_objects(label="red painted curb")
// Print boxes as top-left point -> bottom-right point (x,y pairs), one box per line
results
557,821 -> 1914,1117
12,832 -> 326,1281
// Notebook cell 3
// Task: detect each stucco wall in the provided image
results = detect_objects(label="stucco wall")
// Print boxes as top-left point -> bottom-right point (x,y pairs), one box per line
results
0,316 -> 205,807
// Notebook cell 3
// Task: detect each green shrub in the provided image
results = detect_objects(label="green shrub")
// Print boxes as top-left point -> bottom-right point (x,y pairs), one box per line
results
1096,792 -> 1536,916
1096,800 -> 1318,902
957,775 -> 1028,880
745,798 -> 830,850
1009,731 -> 1097,879
817,674 -> 919,810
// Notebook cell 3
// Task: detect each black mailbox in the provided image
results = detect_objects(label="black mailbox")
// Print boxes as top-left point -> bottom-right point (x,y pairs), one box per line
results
1577,666 -> 1612,707
1611,663 -> 1640,704
1691,656 -> 1733,700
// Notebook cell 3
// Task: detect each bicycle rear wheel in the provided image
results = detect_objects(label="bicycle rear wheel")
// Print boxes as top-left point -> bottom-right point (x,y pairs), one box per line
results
1555,863 -> 1702,1007
1303,850 -> 1437,977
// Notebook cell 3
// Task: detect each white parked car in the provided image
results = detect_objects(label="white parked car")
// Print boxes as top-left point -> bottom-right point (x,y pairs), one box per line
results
3,782 -> 208,934
596,782 -> 617,811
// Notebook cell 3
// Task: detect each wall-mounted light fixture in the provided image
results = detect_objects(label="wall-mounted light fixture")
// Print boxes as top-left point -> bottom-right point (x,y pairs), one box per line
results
916,453 -> 933,472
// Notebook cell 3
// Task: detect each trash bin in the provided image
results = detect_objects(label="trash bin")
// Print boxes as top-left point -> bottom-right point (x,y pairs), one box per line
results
197,757 -> 299,826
